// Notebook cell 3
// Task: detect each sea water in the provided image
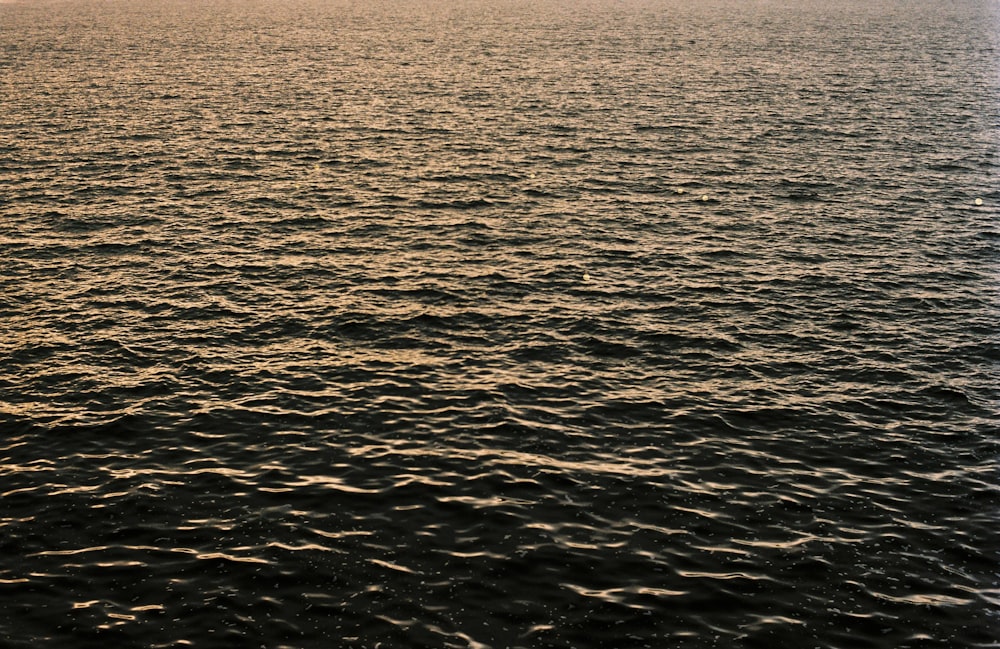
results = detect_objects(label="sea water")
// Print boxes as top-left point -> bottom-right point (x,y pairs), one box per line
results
1,0 -> 998,647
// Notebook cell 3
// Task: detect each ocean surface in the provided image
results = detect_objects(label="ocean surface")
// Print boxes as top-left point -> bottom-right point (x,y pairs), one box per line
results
1,0 -> 998,647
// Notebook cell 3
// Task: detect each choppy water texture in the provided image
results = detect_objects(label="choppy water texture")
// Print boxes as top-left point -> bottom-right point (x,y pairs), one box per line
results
2,0 -> 999,647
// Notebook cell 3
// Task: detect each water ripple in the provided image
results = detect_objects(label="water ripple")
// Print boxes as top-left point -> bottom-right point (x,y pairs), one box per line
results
1,0 -> 998,647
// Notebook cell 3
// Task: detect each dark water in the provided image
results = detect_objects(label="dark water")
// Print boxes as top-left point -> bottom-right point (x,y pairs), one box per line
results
1,0 -> 999,647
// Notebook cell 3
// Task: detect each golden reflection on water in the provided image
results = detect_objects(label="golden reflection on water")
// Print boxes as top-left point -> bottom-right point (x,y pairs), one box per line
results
346,443 -> 683,479
1,1 -> 996,646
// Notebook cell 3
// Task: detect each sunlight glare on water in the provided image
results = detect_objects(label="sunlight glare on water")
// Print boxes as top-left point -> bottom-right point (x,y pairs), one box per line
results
0,0 -> 998,647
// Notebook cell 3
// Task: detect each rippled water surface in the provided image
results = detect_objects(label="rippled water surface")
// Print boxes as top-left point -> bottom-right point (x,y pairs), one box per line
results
2,0 -> 999,647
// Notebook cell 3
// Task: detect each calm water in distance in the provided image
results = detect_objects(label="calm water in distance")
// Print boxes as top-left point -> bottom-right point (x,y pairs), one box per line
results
1,0 -> 998,647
